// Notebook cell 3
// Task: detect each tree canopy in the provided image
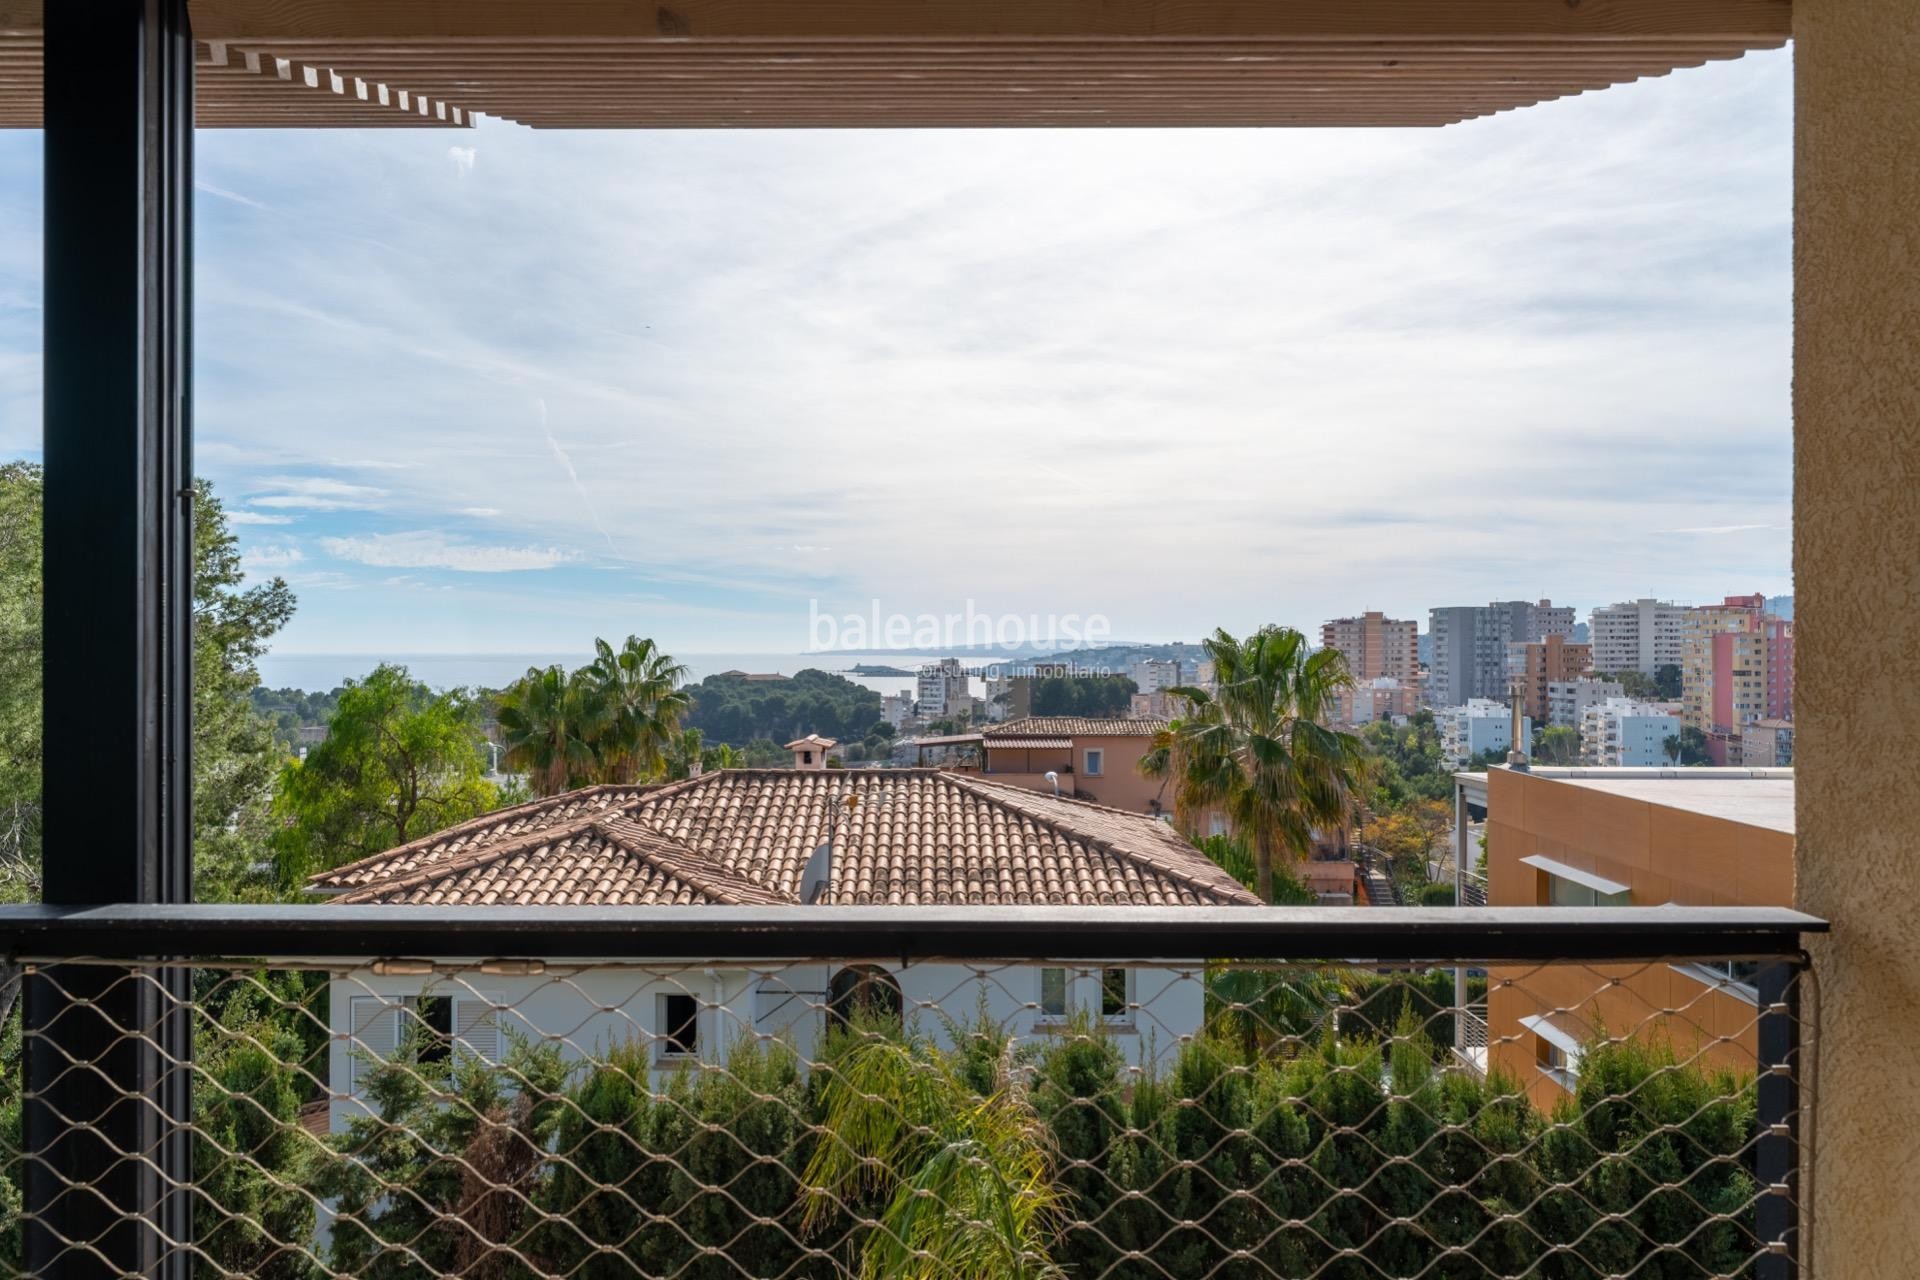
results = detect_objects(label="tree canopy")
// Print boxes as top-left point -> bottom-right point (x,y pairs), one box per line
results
0,466 -> 298,904
682,668 -> 881,747
1140,626 -> 1369,902
271,664 -> 496,883
495,636 -> 692,796
1028,673 -> 1136,717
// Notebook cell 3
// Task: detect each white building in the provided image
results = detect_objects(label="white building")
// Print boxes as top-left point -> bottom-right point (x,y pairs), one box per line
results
1441,699 -> 1530,767
1546,677 -> 1625,729
881,690 -> 916,730
306,770 -> 1257,1131
916,658 -> 970,722
1578,698 -> 1682,767
1128,658 -> 1183,694
982,675 -> 1013,722
1589,599 -> 1687,677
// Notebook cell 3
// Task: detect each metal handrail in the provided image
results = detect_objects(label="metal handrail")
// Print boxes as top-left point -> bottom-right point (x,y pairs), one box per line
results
0,903 -> 1827,962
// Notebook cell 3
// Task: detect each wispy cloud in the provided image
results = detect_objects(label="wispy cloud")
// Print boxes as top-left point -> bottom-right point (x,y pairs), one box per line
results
535,398 -> 616,554
227,510 -> 294,526
2,48 -> 1791,651
248,476 -> 388,511
447,145 -> 477,175
1664,522 -> 1778,535
321,531 -> 574,573
240,544 -> 304,574
195,179 -> 272,212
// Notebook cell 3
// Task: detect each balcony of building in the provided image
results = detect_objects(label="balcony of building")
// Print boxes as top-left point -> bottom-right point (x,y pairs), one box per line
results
1,0 -> 1914,1276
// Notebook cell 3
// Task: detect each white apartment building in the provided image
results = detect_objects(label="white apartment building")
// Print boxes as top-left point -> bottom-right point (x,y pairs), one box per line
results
1441,699 -> 1531,768
1129,658 -> 1183,694
1578,698 -> 1682,767
916,658 -> 970,722
1546,677 -> 1625,729
881,691 -> 916,731
1590,598 -> 1686,677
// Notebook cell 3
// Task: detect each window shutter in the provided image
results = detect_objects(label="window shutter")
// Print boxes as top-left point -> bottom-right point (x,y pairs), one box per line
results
454,996 -> 503,1064
349,995 -> 400,1092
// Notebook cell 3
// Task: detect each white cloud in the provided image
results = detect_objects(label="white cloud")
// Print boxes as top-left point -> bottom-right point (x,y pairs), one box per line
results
195,179 -> 272,212
241,544 -> 304,574
248,476 -> 388,511
227,510 -> 293,525
448,146 -> 477,175
172,50 -> 1793,648
321,531 -> 573,573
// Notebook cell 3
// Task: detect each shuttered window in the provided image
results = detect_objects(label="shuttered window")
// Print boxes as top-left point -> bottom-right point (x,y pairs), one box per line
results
454,997 -> 503,1063
348,995 -> 401,1093
347,991 -> 504,1094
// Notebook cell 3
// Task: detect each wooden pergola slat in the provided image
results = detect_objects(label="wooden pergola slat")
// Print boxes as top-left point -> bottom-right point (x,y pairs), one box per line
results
0,0 -> 1791,130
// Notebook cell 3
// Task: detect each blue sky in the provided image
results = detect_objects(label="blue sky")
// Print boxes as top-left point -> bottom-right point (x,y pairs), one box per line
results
0,49 -> 1792,656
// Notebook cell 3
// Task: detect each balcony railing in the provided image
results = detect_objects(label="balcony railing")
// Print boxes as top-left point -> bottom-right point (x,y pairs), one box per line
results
0,905 -> 1821,1279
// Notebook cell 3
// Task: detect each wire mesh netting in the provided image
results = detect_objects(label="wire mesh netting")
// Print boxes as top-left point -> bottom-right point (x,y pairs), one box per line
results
2,951 -> 1809,1278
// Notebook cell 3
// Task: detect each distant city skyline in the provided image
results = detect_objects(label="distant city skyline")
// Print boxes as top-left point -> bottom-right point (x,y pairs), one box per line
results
0,50 -> 1792,655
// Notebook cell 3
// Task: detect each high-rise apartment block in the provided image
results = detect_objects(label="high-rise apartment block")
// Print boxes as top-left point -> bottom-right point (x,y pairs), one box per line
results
1320,612 -> 1421,684
1428,599 -> 1574,709
1509,633 -> 1593,725
1441,699 -> 1531,767
1589,598 -> 1686,677
916,658 -> 971,722
1546,677 -> 1625,729
1681,594 -> 1794,763
1578,698 -> 1682,766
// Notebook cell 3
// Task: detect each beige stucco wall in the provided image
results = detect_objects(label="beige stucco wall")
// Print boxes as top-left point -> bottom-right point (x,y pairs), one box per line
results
1794,0 -> 1920,1273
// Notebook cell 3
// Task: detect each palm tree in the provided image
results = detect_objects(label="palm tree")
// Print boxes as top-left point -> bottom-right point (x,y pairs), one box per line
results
579,635 -> 690,784
702,742 -> 743,771
495,665 -> 597,797
803,1029 -> 1062,1280
1141,626 -> 1370,902
1140,703 -> 1208,833
663,726 -> 705,780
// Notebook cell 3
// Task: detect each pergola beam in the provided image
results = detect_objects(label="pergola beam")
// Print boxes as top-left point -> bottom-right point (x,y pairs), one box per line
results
188,0 -> 1790,42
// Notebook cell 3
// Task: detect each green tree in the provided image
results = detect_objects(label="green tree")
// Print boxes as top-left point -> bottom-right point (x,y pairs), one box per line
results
1142,626 -> 1369,902
272,664 -> 496,882
1654,663 -> 1683,700
1612,669 -> 1660,700
0,467 -> 297,906
317,1029 -> 569,1279
579,635 -> 691,784
496,663 -> 597,796
1533,724 -> 1581,765
1664,724 -> 1713,766
0,464 -> 41,905
1028,673 -> 1136,717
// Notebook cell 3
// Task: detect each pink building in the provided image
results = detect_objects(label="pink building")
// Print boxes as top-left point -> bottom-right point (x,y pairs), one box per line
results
1687,596 -> 1792,765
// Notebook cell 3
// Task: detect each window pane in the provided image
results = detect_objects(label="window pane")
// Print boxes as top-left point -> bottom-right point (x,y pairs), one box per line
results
662,993 -> 699,1056
1040,967 -> 1067,1018
1101,968 -> 1128,1019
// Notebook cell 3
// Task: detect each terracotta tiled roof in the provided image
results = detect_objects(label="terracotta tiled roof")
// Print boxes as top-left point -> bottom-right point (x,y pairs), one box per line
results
310,769 -> 1257,908
985,717 -> 1169,738
784,734 -> 837,750
308,784 -> 656,894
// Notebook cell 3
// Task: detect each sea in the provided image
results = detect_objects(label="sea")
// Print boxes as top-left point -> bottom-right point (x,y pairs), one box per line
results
252,651 -> 1059,699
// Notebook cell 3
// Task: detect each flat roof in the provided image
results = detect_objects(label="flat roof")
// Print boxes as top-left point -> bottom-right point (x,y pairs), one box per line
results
1459,767 -> 1795,835
1553,774 -> 1794,834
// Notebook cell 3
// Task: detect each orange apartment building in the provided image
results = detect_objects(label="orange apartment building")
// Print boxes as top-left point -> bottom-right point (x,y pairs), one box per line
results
966,716 -> 1171,815
1322,612 -> 1423,725
1509,633 -> 1593,726
1462,766 -> 1794,1110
